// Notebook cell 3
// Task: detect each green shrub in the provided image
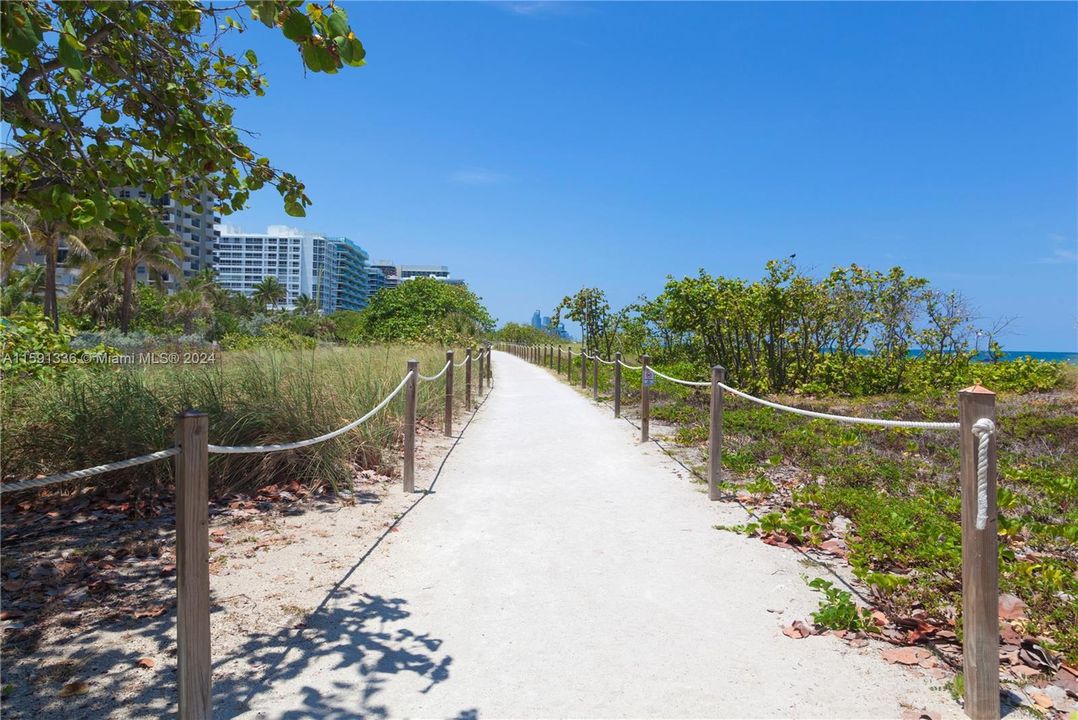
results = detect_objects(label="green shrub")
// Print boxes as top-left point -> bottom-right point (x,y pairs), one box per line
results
806,578 -> 879,633
220,325 -> 316,351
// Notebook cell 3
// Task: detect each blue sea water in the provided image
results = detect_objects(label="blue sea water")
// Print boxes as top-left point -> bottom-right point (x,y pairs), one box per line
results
974,351 -> 1078,364
847,348 -> 1078,363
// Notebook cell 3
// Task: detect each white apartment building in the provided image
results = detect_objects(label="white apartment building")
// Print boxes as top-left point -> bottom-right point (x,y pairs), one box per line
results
117,187 -> 219,289
215,225 -> 317,310
17,187 -> 219,294
369,262 -> 464,287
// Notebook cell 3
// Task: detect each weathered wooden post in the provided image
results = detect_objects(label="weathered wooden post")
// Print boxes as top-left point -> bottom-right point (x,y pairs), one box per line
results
444,350 -> 454,437
614,352 -> 622,418
557,346 -> 562,374
478,349 -> 485,395
708,365 -> 725,501
580,349 -> 587,388
549,345 -> 554,368
175,410 -> 211,720
465,348 -> 473,410
640,354 -> 651,442
567,348 -> 572,379
487,343 -> 493,382
592,354 -> 599,400
959,385 -> 999,720
404,360 -> 418,492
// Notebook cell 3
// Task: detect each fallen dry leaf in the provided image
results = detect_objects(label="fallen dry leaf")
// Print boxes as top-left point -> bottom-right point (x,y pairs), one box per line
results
881,647 -> 931,665
132,604 -> 166,619
1028,690 -> 1053,710
781,620 -> 813,639
58,681 -> 90,698
136,657 -> 155,669
998,593 -> 1028,621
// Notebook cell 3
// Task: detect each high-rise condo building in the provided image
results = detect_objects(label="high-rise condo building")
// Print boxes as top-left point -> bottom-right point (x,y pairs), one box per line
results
216,226 -> 371,312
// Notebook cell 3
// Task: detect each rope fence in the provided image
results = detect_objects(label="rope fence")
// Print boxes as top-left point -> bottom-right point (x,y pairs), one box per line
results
0,448 -> 181,494
0,342 -> 495,720
207,372 -> 415,455
496,340 -> 1002,720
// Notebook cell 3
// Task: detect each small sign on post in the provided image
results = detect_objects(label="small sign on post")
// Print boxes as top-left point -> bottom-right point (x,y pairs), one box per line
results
642,367 -> 656,388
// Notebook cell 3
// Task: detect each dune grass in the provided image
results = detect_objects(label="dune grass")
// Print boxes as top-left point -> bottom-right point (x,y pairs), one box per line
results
1,346 -> 476,496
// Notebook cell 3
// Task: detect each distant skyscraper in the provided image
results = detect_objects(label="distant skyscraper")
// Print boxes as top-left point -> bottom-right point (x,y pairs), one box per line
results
531,310 -> 543,329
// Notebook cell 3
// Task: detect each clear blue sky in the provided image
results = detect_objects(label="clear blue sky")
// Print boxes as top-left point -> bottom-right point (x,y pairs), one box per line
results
226,1 -> 1077,351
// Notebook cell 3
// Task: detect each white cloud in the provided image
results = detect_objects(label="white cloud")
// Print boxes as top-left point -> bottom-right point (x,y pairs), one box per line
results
450,168 -> 512,186
1034,248 -> 1077,265
496,2 -> 567,16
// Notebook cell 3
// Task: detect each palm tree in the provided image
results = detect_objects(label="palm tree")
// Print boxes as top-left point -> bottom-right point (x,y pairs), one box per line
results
68,276 -> 123,329
294,293 -> 317,316
76,226 -> 183,333
187,267 -> 223,302
166,288 -> 212,334
1,263 -> 47,315
1,204 -> 103,330
252,276 -> 286,311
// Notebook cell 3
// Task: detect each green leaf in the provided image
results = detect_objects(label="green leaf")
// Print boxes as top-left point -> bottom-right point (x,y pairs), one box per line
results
284,199 -> 306,217
70,199 -> 97,227
326,8 -> 349,37
1,3 -> 43,56
281,10 -> 311,41
100,107 -> 120,124
62,20 -> 86,50
301,42 -> 320,71
176,8 -> 202,33
339,37 -> 365,67
244,49 -> 258,65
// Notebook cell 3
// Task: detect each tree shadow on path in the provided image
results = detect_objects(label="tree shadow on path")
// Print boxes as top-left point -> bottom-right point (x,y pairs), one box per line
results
213,390 -> 496,719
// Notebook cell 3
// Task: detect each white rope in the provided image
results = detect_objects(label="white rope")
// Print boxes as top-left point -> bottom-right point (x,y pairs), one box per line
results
648,366 -> 712,388
597,357 -> 616,365
615,356 -> 993,522
717,382 -> 960,430
0,447 -> 180,494
418,360 -> 452,382
971,418 -> 996,529
208,371 -> 414,455
618,360 -> 643,370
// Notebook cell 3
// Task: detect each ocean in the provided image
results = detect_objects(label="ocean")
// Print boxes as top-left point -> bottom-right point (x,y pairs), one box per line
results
973,351 -> 1078,364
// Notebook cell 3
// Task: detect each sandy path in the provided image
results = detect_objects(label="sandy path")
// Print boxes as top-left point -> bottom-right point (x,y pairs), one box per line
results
233,350 -> 961,719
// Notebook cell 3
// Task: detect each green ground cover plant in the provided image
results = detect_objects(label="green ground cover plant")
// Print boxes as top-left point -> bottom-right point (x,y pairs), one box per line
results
684,389 -> 1075,662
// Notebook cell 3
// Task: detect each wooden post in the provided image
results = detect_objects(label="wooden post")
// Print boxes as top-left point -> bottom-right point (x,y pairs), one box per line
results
558,346 -> 562,374
404,360 -> 418,492
444,350 -> 454,437
614,352 -> 622,418
487,343 -> 493,382
708,365 -> 725,501
592,354 -> 599,400
478,349 -> 485,395
959,385 -> 999,720
567,348 -> 572,379
640,354 -> 650,442
175,410 -> 211,720
580,349 -> 587,388
465,348 -> 473,410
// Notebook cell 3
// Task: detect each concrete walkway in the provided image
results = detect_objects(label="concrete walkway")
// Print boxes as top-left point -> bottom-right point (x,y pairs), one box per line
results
236,351 -> 961,719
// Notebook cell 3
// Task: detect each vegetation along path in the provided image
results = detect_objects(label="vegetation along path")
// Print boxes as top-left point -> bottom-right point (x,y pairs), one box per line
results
235,350 -> 961,719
